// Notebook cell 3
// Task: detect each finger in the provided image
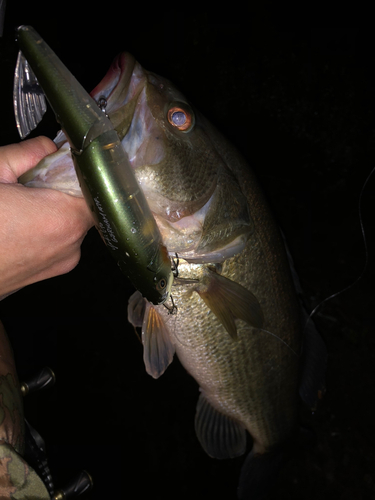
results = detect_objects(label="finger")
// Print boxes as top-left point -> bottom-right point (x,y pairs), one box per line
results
0,136 -> 57,182
46,188 -> 95,234
0,184 -> 94,297
13,185 -> 95,240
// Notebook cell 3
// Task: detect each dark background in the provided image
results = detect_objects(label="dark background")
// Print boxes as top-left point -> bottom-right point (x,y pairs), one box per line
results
1,4 -> 375,499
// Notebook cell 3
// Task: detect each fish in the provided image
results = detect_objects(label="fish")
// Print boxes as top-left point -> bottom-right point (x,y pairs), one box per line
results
14,25 -> 173,305
18,47 -> 326,498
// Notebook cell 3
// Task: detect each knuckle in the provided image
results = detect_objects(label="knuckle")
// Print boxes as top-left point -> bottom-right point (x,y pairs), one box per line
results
56,250 -> 82,276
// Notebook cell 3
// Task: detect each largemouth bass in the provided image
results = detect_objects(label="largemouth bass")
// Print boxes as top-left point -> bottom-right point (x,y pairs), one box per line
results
20,50 -> 325,498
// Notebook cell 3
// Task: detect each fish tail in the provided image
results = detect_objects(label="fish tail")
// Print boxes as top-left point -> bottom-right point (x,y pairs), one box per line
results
237,447 -> 287,500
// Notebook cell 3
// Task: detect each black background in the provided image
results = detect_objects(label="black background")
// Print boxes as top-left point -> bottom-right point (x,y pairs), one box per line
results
0,4 -> 375,499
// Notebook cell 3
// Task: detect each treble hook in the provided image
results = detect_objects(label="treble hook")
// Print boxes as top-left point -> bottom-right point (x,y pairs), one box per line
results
163,294 -> 178,315
171,253 -> 179,278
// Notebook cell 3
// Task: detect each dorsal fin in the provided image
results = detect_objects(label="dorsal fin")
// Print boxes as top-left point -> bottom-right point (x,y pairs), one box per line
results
13,51 -> 47,139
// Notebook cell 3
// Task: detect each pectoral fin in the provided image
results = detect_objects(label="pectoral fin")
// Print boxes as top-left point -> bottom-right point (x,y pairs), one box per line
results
128,291 -> 175,379
195,268 -> 264,339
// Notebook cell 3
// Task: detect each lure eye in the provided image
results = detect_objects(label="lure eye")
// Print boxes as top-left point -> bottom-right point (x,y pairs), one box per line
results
167,106 -> 193,131
156,277 -> 167,291
97,96 -> 107,112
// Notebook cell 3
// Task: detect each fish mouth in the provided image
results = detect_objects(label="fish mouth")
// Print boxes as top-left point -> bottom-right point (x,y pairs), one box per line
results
90,52 -> 137,115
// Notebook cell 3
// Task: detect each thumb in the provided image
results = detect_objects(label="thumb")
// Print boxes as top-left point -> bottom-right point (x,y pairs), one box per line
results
0,136 -> 57,183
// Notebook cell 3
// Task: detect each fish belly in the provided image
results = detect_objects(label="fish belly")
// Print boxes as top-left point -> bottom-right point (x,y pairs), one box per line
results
160,234 -> 301,453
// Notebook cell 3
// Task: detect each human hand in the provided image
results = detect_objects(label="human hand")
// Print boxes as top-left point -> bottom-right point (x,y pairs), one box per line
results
0,137 -> 94,299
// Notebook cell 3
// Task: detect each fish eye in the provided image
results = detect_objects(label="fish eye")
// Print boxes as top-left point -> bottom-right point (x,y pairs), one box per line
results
167,106 -> 193,131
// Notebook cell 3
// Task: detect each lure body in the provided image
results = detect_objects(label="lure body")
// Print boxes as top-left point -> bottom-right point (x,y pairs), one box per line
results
14,26 -> 172,304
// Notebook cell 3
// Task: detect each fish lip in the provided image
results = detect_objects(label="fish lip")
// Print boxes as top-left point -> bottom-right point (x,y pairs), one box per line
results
90,52 -> 136,113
